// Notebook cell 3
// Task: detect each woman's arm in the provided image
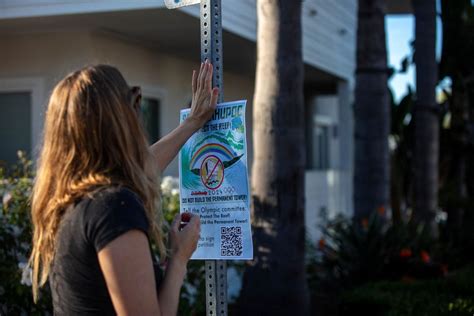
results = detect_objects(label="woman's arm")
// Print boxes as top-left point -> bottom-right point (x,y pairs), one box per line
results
149,117 -> 201,173
150,60 -> 219,172
98,230 -> 161,315
157,213 -> 200,315
98,214 -> 200,316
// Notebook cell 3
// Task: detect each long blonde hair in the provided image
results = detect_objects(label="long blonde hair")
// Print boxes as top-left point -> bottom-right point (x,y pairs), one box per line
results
29,65 -> 166,302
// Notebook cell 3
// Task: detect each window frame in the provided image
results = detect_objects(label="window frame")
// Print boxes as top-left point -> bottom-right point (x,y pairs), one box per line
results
133,84 -> 166,144
0,77 -> 44,158
312,115 -> 333,171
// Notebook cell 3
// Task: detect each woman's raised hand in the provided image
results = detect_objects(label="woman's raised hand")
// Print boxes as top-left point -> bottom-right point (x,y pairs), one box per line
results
169,213 -> 201,264
187,60 -> 219,128
148,61 -> 219,172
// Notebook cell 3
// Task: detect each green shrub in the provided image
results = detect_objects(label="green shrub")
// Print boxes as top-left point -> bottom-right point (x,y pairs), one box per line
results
306,212 -> 449,315
309,212 -> 444,289
0,152 -> 52,315
341,265 -> 474,316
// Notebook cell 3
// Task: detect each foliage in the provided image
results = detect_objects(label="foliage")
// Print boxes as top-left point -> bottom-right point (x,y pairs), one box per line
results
388,84 -> 474,269
309,212 -> 445,287
341,265 -> 474,316
0,152 -> 52,315
306,211 -> 449,315
160,176 -> 181,223
439,0 -> 474,81
388,82 -> 474,269
389,88 -> 415,223
437,0 -> 474,267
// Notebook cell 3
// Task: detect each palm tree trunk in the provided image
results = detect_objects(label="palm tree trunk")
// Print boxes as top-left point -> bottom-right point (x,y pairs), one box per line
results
413,0 -> 439,236
354,0 -> 390,221
237,0 -> 309,315
447,79 -> 468,243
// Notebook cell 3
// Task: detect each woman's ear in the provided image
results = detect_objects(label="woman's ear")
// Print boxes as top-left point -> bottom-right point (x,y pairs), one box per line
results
130,86 -> 142,112
134,94 -> 142,112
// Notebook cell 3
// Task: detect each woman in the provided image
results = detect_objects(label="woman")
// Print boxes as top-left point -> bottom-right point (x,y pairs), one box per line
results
28,62 -> 218,315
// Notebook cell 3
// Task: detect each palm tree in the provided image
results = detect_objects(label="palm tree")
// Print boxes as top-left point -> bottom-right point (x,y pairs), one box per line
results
412,0 -> 439,236
237,0 -> 309,315
354,0 -> 390,221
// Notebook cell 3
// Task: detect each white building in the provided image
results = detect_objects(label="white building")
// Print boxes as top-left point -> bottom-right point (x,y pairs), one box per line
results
0,0 -> 359,242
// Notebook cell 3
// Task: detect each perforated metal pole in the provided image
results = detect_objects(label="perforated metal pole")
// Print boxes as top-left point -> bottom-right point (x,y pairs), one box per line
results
200,1 -> 227,315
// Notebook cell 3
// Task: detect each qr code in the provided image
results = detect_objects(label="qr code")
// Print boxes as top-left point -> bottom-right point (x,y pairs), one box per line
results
220,226 -> 243,256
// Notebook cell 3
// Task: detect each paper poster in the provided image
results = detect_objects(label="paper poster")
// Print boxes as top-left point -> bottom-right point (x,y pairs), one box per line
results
179,100 -> 253,260
164,0 -> 200,9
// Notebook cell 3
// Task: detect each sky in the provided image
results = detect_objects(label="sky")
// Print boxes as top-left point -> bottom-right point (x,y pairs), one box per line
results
386,4 -> 444,102
385,15 -> 415,102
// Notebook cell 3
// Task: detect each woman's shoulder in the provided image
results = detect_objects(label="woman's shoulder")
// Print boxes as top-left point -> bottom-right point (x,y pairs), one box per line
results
77,185 -> 150,252
79,185 -> 147,223
88,185 -> 144,206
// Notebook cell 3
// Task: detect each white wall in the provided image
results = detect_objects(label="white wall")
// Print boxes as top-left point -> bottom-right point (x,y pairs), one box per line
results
305,170 -> 353,241
304,82 -> 354,242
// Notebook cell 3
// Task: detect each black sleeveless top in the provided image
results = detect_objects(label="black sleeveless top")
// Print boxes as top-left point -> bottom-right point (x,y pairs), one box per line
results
49,186 -> 163,315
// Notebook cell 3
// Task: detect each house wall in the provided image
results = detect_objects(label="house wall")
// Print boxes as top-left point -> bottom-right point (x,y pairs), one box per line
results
184,0 -> 357,81
304,86 -> 354,242
1,0 -> 357,82
305,170 -> 353,241
0,31 -> 96,157
0,30 -> 255,176
0,0 -> 356,242
0,0 -> 165,18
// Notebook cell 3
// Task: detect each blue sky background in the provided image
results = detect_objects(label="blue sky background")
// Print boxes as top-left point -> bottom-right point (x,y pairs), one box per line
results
386,1 -> 445,102
386,15 -> 415,102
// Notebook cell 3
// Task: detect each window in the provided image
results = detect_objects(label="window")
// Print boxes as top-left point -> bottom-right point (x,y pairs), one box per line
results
307,115 -> 334,170
306,95 -> 340,170
313,123 -> 330,170
0,92 -> 31,166
140,97 -> 160,144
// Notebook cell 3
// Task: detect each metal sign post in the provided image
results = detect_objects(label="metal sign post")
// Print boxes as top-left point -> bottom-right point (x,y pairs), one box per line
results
200,1 -> 227,315
165,1 -> 227,315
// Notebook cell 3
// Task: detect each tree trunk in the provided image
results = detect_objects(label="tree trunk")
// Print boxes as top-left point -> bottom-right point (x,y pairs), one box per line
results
447,79 -> 468,243
413,0 -> 439,236
354,0 -> 390,221
237,0 -> 309,315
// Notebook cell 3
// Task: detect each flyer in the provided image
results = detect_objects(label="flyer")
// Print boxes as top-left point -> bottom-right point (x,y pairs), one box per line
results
179,100 -> 253,260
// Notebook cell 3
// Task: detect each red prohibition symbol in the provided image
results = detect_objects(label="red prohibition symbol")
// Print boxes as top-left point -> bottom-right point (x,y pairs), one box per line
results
200,155 -> 225,190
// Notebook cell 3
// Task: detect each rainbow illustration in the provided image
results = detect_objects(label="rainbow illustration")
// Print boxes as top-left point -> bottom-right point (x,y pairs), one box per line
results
189,143 -> 243,175
190,143 -> 235,167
